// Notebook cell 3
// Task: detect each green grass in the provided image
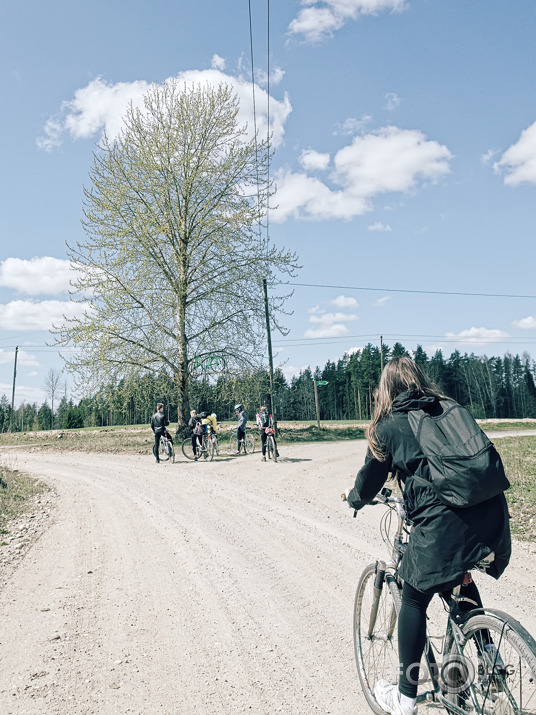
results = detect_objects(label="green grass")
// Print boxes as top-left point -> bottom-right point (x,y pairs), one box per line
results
496,436 -> 536,541
478,420 -> 536,432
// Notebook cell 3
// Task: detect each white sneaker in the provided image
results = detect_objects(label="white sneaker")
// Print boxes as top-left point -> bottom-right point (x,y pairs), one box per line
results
374,680 -> 417,715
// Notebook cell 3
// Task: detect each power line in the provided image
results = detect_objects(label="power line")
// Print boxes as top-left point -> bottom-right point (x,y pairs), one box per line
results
279,281 -> 536,300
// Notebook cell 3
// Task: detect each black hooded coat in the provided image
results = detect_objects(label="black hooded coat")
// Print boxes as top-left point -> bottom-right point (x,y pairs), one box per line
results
347,391 -> 511,593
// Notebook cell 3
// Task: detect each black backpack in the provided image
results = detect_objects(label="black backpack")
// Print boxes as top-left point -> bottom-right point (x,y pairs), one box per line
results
408,399 -> 510,508
258,411 -> 270,428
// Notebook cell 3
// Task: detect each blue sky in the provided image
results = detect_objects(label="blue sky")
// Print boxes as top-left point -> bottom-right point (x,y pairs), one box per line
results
2,0 -> 536,407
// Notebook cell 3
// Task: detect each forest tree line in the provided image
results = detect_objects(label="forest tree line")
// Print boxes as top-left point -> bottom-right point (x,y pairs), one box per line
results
2,343 -> 536,432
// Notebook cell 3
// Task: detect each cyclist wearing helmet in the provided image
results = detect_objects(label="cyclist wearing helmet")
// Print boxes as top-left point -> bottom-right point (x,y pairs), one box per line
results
235,404 -> 247,454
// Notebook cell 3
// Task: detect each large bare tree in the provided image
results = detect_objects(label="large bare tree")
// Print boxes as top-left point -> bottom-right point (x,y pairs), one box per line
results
56,80 -> 298,426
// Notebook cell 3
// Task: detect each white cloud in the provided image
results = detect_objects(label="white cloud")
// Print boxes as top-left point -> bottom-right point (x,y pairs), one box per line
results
445,327 -> 510,344
304,307 -> 357,338
309,311 -> 358,325
255,66 -> 286,87
304,323 -> 350,339
368,221 -> 392,231
513,315 -> 536,330
334,116 -> 372,136
0,300 -> 87,332
273,125 -> 452,222
211,54 -> 226,70
493,121 -> 536,185
0,349 -> 39,368
0,257 -> 75,295
37,69 -> 292,152
288,0 -> 407,43
481,148 -> 498,164
385,92 -> 401,111
0,382 -> 46,408
299,149 -> 330,171
331,295 -> 358,308
374,296 -> 390,307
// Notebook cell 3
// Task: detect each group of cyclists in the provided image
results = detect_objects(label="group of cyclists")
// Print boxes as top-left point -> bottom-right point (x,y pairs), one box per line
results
150,401 -> 278,463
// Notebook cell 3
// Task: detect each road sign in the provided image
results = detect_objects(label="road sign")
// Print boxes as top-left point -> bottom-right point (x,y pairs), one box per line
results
316,380 -> 328,386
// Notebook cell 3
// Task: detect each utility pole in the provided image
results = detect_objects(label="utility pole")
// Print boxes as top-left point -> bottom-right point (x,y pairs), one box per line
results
380,335 -> 384,373
9,345 -> 18,432
262,279 -> 277,432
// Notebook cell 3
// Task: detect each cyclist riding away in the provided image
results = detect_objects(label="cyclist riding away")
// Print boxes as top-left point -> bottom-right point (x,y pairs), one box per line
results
344,357 -> 511,715
150,402 -> 170,464
235,404 -> 247,454
256,405 -> 279,462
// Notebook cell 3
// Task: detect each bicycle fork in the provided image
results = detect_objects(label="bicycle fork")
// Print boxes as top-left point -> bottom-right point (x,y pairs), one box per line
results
367,562 -> 398,640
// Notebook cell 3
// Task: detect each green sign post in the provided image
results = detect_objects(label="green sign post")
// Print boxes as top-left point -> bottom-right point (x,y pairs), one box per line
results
312,380 -> 328,427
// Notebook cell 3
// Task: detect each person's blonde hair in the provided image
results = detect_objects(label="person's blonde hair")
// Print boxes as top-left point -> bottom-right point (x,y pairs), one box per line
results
190,409 -> 197,417
367,357 -> 444,461
259,405 -> 267,411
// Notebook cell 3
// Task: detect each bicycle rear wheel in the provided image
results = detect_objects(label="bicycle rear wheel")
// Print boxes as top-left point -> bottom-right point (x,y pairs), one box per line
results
354,562 -> 402,714
181,437 -> 197,460
445,609 -> 536,714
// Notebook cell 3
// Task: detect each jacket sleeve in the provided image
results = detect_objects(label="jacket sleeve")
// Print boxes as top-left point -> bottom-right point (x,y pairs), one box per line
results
347,448 -> 392,511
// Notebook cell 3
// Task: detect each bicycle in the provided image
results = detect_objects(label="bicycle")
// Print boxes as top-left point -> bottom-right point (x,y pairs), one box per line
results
154,431 -> 175,462
346,487 -> 536,714
265,427 -> 277,462
181,433 -> 214,461
228,426 -> 255,455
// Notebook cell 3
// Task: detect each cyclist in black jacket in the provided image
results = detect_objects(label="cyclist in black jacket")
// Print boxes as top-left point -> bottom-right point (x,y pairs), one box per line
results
150,403 -> 169,463
344,358 -> 511,715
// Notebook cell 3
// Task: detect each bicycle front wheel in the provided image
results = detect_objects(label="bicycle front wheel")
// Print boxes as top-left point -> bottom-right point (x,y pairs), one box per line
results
181,438 -> 197,461
354,562 -> 402,714
206,436 -> 214,461
445,609 -> 536,714
245,433 -> 255,454
229,432 -> 239,455
267,435 -> 275,460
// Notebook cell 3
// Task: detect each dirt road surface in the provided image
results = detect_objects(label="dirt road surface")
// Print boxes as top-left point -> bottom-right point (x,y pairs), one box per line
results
0,441 -> 535,714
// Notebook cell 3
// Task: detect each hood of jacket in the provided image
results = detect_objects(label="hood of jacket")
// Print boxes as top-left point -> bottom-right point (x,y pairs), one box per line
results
391,390 -> 438,414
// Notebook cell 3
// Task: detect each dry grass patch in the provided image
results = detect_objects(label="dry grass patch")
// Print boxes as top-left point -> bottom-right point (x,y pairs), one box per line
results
0,462 -> 49,535
498,436 -> 536,541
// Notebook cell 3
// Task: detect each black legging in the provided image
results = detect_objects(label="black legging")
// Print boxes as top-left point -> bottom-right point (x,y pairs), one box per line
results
398,580 -> 483,698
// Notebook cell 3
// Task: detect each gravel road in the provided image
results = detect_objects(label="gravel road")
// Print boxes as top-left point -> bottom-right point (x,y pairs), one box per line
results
0,441 -> 535,714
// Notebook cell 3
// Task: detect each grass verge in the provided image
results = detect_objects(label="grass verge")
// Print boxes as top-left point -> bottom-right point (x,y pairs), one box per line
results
497,436 -> 536,542
0,462 -> 49,536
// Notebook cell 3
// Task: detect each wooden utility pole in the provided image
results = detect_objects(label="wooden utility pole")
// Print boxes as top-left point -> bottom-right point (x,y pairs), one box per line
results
9,346 -> 18,432
262,279 -> 277,432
